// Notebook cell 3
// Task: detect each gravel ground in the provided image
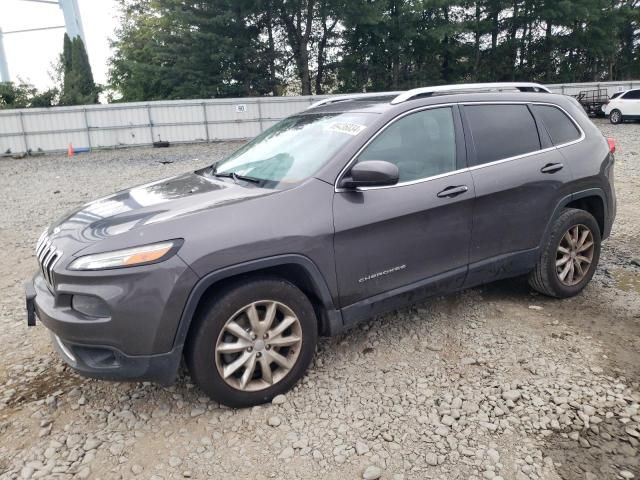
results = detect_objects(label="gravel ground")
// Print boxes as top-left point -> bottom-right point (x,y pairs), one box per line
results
0,120 -> 639,480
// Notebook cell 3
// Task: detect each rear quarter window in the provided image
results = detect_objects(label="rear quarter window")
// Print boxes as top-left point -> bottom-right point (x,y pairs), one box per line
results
530,105 -> 581,146
464,104 -> 541,166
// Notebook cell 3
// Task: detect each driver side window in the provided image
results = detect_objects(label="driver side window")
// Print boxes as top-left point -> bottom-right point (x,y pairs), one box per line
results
357,107 -> 457,182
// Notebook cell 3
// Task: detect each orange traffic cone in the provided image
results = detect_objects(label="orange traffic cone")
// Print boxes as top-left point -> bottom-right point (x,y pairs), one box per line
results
68,143 -> 74,158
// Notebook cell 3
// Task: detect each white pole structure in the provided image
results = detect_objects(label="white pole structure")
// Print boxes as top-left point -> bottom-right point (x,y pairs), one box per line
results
0,0 -> 87,82
19,0 -> 85,42
0,27 -> 9,82
58,0 -> 85,42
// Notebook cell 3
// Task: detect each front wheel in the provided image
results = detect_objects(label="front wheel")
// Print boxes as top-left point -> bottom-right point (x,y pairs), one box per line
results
609,109 -> 623,124
186,277 -> 318,408
529,208 -> 601,298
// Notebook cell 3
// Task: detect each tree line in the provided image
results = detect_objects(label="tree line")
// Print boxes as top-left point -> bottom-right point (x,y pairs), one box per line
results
2,0 -> 638,109
109,0 -> 640,101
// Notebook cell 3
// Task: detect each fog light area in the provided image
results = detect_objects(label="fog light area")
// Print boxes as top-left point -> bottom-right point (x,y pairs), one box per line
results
71,295 -> 110,318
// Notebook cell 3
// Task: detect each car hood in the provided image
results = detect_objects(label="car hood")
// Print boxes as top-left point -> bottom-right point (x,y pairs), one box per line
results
45,171 -> 275,253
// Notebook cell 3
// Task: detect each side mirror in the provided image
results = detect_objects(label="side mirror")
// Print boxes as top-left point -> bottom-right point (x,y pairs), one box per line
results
341,160 -> 399,189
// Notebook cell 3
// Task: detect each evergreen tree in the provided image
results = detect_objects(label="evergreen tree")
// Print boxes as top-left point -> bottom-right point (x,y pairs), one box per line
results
109,0 -> 640,100
110,0 -> 274,101
60,34 -> 99,105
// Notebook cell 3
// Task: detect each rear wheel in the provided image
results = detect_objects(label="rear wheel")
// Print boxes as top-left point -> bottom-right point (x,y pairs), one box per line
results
529,208 -> 601,298
186,278 -> 318,407
609,109 -> 623,124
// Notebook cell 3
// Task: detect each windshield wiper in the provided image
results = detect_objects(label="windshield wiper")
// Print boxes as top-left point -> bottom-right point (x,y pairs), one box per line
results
210,170 -> 262,184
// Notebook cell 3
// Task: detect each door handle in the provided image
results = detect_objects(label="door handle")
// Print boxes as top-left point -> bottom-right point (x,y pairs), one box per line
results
540,162 -> 564,174
437,185 -> 469,198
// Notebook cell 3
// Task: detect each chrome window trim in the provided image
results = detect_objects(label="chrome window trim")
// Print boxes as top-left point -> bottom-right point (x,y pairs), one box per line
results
334,101 -> 585,193
334,103 -> 459,193
467,146 -> 557,172
515,102 -> 586,149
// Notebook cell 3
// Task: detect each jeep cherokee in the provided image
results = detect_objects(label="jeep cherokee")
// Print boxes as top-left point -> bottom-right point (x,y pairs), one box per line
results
26,82 -> 617,407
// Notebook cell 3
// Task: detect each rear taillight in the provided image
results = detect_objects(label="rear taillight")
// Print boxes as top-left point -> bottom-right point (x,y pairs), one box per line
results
607,137 -> 616,154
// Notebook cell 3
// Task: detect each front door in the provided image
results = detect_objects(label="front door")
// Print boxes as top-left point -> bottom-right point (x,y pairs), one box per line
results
332,106 -> 474,323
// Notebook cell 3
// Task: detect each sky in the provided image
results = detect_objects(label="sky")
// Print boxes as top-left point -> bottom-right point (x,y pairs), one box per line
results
1,0 -> 118,90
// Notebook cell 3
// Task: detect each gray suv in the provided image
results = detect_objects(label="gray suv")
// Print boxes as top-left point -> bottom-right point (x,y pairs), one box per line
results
26,83 -> 616,407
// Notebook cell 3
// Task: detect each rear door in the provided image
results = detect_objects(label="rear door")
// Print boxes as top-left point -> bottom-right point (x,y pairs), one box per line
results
621,89 -> 640,116
333,106 -> 474,317
460,102 -> 574,286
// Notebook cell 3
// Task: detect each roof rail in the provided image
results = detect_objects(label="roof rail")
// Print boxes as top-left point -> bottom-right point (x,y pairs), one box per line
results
308,91 -> 404,110
390,82 -> 551,105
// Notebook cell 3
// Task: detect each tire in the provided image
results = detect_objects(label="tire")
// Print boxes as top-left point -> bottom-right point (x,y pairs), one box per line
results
185,277 -> 317,408
609,109 -> 623,124
529,208 -> 601,298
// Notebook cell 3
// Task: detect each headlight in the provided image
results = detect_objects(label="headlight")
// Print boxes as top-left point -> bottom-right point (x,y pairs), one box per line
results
69,240 -> 180,271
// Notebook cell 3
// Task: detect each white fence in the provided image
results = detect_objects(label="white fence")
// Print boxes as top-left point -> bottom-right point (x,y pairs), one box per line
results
1,80 -> 638,154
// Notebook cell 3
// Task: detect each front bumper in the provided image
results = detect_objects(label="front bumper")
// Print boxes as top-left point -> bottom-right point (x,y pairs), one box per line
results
26,275 -> 182,384
48,330 -> 182,385
25,255 -> 199,384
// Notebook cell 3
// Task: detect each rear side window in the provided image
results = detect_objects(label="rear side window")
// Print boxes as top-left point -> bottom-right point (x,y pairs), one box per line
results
531,105 -> 581,145
464,104 -> 540,166
622,89 -> 640,99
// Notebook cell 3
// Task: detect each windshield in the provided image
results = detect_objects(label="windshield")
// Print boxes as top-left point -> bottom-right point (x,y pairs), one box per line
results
211,112 -> 377,186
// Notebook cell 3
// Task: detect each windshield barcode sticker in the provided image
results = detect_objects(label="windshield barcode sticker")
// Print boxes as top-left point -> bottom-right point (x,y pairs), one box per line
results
325,122 -> 367,136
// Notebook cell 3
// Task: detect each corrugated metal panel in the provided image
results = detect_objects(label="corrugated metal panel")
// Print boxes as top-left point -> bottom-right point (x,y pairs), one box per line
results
261,99 -> 312,121
88,107 -> 148,128
547,80 -> 640,97
208,121 -> 262,140
154,124 -> 207,143
0,113 -> 22,135
205,102 -> 261,122
151,104 -> 204,125
23,109 -> 85,133
0,134 -> 25,153
90,125 -> 151,148
1,82 -> 638,154
27,131 -> 87,152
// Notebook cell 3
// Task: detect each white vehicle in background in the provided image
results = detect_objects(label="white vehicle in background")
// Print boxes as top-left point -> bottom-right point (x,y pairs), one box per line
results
603,89 -> 640,124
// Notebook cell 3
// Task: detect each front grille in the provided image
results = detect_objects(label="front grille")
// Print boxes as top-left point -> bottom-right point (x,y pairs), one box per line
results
36,231 -> 63,289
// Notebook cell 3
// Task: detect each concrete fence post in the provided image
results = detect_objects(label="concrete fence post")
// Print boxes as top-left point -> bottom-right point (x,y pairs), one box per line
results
18,111 -> 28,153
146,104 -> 154,144
257,98 -> 264,133
202,102 -> 210,142
83,107 -> 92,150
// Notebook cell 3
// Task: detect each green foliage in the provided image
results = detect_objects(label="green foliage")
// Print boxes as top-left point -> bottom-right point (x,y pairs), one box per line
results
60,34 -> 99,105
0,82 -> 58,109
109,0 -> 275,101
109,0 -> 640,100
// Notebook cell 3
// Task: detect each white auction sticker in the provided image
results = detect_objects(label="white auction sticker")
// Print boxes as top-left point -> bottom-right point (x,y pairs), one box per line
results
325,122 -> 367,136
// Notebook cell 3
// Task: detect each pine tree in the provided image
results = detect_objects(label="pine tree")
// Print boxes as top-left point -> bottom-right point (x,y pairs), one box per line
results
60,34 -> 98,105
109,0 -> 640,100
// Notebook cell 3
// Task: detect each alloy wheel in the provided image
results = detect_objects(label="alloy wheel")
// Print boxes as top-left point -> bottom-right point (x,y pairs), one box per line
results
555,224 -> 595,286
215,300 -> 302,392
611,111 -> 621,123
